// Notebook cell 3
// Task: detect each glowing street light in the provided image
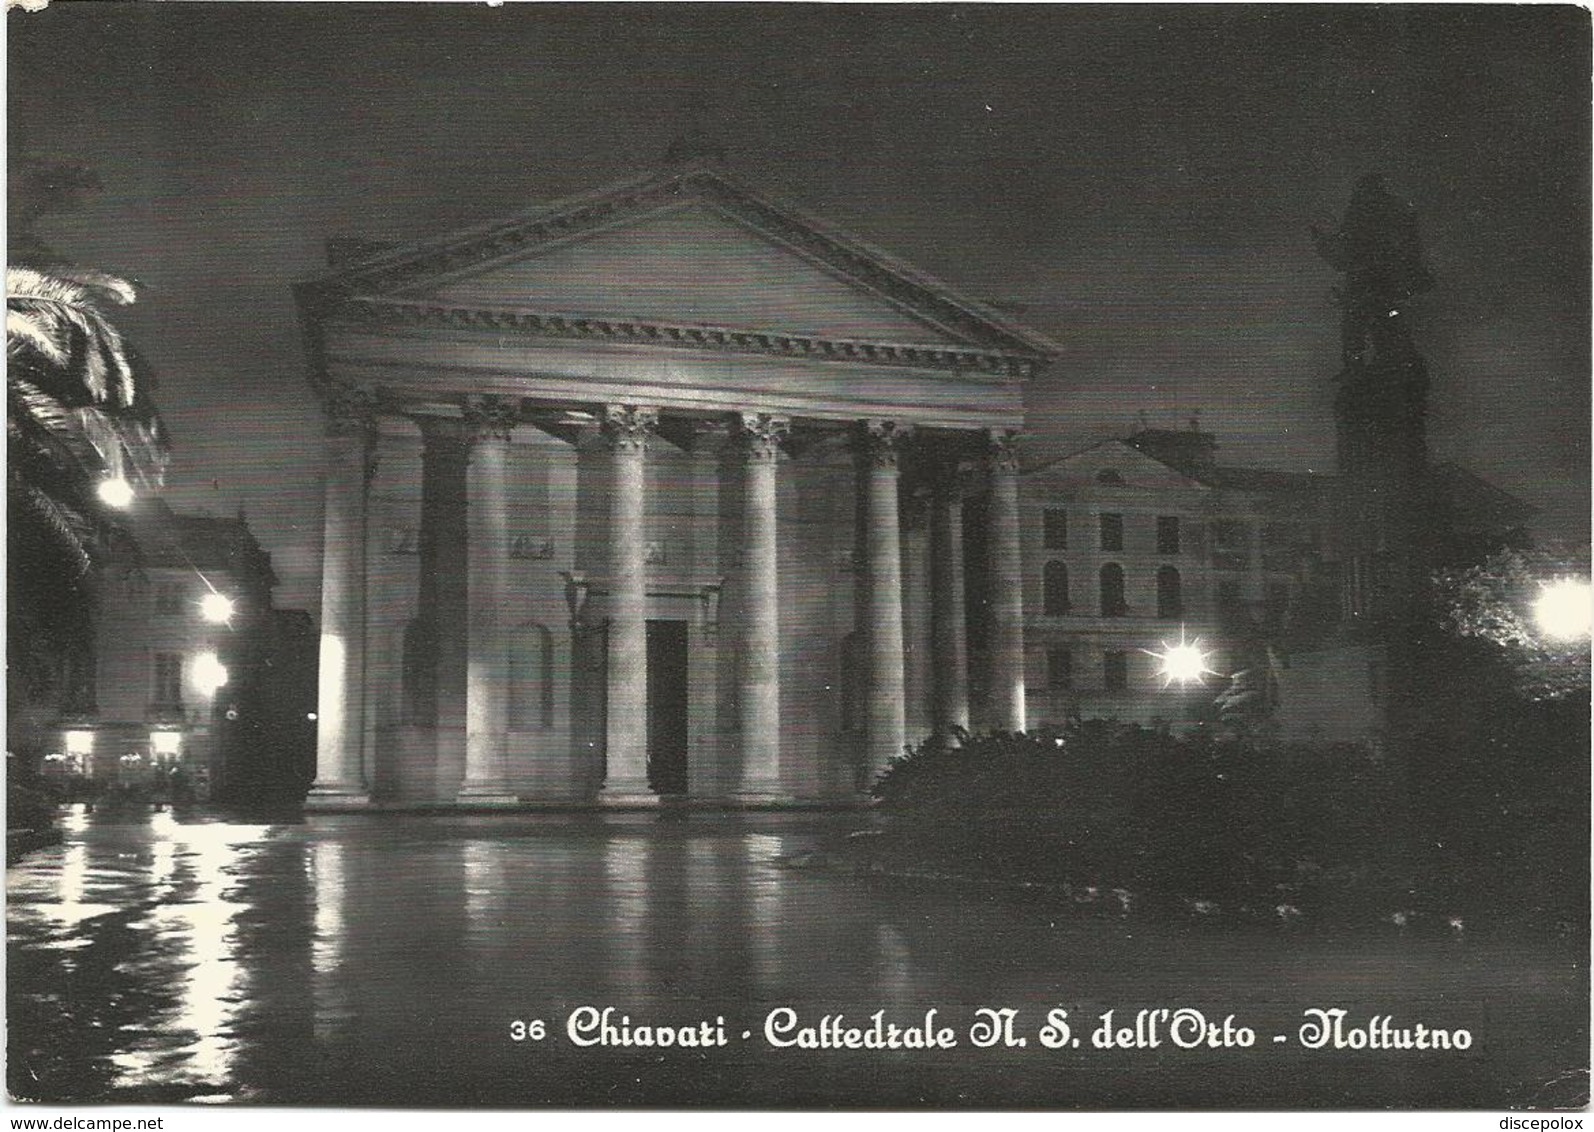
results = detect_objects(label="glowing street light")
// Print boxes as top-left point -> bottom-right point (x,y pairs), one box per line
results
1143,628 -> 1220,688
200,592 -> 236,624
1533,578 -> 1592,641
97,477 -> 134,509
194,650 -> 229,693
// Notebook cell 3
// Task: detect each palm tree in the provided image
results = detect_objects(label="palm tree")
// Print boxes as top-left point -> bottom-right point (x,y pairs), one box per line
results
7,264 -> 168,700
7,266 -> 167,568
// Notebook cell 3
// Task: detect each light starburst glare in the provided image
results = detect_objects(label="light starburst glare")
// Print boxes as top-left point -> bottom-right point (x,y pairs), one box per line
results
1141,628 -> 1219,688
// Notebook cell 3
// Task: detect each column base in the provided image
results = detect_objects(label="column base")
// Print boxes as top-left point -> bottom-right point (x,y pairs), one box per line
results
599,779 -> 660,807
305,784 -> 371,811
729,784 -> 793,807
456,782 -> 520,807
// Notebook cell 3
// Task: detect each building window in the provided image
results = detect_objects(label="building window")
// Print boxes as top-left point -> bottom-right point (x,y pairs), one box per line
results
1368,657 -> 1388,707
1100,563 -> 1127,617
154,582 -> 184,616
1262,522 -> 1306,571
1104,650 -> 1129,692
1043,561 -> 1071,615
1217,580 -> 1244,624
1099,513 -> 1123,552
508,623 -> 554,731
1047,647 -> 1072,691
839,632 -> 861,734
1043,508 -> 1068,549
1157,516 -> 1181,555
1212,520 -> 1250,570
153,652 -> 183,707
1096,469 -> 1124,486
150,731 -> 182,757
1264,582 -> 1291,628
1156,566 -> 1183,618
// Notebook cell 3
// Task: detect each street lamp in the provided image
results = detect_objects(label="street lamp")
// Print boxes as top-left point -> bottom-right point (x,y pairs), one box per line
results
200,592 -> 236,624
97,477 -> 134,509
1533,578 -> 1592,642
194,650 -> 229,693
1143,628 -> 1219,688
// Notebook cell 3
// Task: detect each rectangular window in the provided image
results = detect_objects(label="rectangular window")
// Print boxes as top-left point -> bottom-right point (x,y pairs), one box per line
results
154,582 -> 184,616
1211,520 -> 1250,570
153,653 -> 183,707
1217,580 -> 1245,626
1104,650 -> 1128,692
1047,647 -> 1072,691
1262,522 -> 1304,570
1265,582 -> 1291,627
1157,516 -> 1181,555
1099,513 -> 1123,553
1043,508 -> 1068,550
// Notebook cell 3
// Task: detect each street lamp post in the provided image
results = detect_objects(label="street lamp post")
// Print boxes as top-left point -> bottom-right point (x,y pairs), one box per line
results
1532,578 -> 1591,642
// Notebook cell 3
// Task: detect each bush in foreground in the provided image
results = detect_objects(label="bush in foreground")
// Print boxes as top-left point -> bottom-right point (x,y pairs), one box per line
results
860,718 -> 1583,931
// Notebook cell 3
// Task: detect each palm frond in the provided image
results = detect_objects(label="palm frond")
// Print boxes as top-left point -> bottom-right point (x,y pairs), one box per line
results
5,308 -> 67,364
7,264 -> 135,309
7,266 -> 138,406
10,480 -> 96,577
50,267 -> 137,306
7,375 -> 104,469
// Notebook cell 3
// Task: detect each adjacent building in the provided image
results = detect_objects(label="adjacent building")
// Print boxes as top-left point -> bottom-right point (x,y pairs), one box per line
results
39,501 -> 281,800
1020,425 -> 1338,730
1020,424 -> 1530,739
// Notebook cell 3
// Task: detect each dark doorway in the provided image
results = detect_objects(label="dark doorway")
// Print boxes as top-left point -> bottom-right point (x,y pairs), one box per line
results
645,619 -> 689,794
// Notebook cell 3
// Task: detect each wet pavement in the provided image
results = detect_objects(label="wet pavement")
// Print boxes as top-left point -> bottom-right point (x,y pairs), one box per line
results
6,805 -> 1587,1108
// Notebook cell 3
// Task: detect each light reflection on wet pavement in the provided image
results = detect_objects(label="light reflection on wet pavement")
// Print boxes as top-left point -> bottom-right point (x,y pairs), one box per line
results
7,807 -> 1587,1107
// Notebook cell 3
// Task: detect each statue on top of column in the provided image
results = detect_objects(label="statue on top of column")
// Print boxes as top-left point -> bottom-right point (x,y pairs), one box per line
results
1312,174 -> 1435,370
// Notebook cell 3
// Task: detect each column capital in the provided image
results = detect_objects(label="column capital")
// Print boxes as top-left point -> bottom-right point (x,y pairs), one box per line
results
736,412 -> 791,464
858,419 -> 911,470
463,396 -> 518,443
325,382 -> 380,439
416,413 -> 470,450
986,427 -> 1021,475
602,404 -> 659,452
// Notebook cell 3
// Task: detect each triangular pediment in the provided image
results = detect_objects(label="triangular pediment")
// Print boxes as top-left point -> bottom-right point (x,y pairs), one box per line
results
300,166 -> 1056,360
1027,440 -> 1211,492
412,201 -> 967,346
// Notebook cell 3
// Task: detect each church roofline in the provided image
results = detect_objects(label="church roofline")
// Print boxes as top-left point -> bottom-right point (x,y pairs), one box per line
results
295,163 -> 1060,364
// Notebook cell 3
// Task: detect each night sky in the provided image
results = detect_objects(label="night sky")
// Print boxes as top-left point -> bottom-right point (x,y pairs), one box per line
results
9,3 -> 1589,610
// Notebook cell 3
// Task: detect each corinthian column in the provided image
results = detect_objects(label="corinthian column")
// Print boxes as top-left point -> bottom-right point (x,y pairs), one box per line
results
601,404 -> 658,803
735,412 -> 789,800
930,462 -> 971,737
987,428 -> 1027,733
458,397 -> 518,804
309,385 -> 378,807
860,420 -> 910,782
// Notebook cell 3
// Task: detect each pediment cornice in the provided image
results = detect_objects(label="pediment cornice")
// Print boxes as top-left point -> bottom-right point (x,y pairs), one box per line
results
325,295 -> 1039,378
297,165 -> 1058,363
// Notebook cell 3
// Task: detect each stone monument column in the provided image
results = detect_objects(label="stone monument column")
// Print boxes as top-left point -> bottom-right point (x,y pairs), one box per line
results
987,428 -> 1026,733
309,384 -> 378,806
458,397 -> 518,804
930,461 -> 971,736
601,404 -> 658,802
901,490 -> 932,745
415,417 -> 469,747
860,420 -> 910,781
734,412 -> 789,799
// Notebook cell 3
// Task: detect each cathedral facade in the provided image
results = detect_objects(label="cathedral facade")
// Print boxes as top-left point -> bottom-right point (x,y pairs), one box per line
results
294,165 -> 1056,805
